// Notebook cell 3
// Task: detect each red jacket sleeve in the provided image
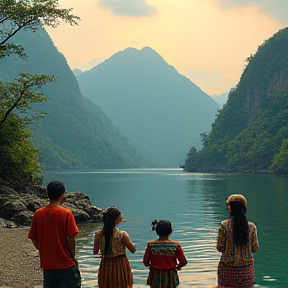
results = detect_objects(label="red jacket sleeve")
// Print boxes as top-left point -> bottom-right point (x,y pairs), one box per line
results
176,244 -> 187,268
143,243 -> 151,267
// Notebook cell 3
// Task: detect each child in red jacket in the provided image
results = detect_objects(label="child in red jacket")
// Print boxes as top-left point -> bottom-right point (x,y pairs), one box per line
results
143,220 -> 187,288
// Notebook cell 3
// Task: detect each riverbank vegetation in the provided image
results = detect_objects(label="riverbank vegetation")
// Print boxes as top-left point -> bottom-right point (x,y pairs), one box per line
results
185,28 -> 288,174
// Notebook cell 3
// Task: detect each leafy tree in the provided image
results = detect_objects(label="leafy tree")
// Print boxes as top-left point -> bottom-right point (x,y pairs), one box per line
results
1,0 -> 79,59
0,72 -> 55,127
0,0 -> 79,184
199,132 -> 208,145
270,139 -> 288,174
0,114 -> 41,185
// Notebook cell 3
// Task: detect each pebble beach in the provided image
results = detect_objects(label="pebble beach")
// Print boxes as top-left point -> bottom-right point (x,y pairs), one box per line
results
0,223 -> 42,288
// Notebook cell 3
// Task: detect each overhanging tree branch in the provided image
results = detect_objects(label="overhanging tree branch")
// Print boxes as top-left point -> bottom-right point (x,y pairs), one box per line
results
0,0 -> 80,58
0,73 -> 56,128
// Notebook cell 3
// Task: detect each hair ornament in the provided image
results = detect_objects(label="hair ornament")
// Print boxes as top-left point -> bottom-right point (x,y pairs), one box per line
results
226,194 -> 247,205
151,220 -> 158,231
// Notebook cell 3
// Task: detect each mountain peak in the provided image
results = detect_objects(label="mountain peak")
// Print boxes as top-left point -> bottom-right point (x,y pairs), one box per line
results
77,47 -> 218,167
110,46 -> 165,64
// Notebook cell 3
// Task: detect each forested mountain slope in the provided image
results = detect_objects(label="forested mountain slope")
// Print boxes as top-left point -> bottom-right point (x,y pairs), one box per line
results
77,47 -> 219,167
185,28 -> 288,174
0,27 -> 142,170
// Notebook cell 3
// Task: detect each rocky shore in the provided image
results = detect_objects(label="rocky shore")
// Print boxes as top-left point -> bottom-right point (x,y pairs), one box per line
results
0,181 -> 103,227
0,181 -> 103,287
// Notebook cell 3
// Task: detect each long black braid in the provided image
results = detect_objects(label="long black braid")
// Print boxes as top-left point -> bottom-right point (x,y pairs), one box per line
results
230,201 -> 248,245
102,206 -> 121,255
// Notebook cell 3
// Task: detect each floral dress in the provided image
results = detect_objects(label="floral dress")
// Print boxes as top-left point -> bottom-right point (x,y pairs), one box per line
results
97,228 -> 133,288
217,218 -> 259,287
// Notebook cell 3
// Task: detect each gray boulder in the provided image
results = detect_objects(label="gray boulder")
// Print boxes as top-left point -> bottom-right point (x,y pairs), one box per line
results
0,183 -> 103,226
12,210 -> 34,226
63,191 -> 102,223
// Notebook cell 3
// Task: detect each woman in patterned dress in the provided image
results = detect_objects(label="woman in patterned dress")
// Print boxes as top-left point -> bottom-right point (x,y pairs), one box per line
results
93,206 -> 136,288
217,194 -> 260,288
143,220 -> 187,288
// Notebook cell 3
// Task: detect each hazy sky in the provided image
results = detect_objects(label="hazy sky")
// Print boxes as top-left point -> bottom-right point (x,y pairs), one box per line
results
46,0 -> 287,95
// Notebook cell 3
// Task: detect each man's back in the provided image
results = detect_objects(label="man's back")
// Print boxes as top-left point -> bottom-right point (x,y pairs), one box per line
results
28,180 -> 81,288
28,204 -> 79,269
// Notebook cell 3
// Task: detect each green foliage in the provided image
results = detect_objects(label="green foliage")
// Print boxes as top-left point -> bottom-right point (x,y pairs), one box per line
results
0,72 -> 55,127
0,72 -> 52,184
185,28 -> 288,174
185,147 -> 199,172
0,0 -> 79,58
270,139 -> 288,174
0,0 -> 79,185
0,113 -> 41,184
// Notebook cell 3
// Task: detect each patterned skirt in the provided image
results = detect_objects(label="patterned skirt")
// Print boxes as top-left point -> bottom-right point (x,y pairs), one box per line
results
147,268 -> 179,288
217,262 -> 255,288
98,254 -> 133,288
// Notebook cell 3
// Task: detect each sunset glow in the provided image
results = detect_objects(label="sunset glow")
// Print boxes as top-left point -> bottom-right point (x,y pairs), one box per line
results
46,0 -> 286,94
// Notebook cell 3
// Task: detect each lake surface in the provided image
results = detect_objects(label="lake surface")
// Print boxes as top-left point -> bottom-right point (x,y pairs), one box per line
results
44,169 -> 288,287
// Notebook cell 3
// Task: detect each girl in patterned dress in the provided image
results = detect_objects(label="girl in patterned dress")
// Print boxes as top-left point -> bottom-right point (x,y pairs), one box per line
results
94,206 -> 136,288
217,194 -> 259,288
143,220 -> 187,288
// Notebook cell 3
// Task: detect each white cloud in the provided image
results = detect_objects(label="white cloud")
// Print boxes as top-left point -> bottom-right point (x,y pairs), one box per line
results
214,0 -> 288,25
97,0 -> 158,16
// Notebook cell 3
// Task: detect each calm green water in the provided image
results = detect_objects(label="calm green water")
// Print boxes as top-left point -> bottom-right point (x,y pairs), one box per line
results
44,169 -> 288,287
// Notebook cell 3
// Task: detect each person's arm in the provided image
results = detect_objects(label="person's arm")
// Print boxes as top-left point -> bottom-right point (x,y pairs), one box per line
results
66,210 -> 79,259
93,231 -> 101,255
67,235 -> 76,258
143,243 -> 151,267
216,223 -> 226,252
122,231 -> 136,253
176,244 -> 187,269
252,225 -> 259,253
28,213 -> 38,249
31,239 -> 39,250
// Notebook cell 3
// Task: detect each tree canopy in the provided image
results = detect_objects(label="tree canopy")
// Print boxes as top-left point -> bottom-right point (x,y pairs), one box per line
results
0,0 -> 79,58
0,72 -> 55,127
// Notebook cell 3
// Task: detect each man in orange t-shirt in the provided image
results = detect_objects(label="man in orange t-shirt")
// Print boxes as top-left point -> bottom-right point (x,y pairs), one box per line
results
28,180 -> 81,288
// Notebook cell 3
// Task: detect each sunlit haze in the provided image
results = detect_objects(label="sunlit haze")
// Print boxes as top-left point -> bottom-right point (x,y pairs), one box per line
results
46,0 -> 287,95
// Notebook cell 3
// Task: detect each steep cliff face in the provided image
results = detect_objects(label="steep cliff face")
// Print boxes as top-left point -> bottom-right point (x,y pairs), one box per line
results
185,27 -> 288,173
238,30 -> 288,126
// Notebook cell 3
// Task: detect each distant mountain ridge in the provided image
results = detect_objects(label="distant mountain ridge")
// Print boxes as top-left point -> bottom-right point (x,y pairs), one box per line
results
0,27 -> 142,170
211,92 -> 229,108
185,28 -> 288,174
77,47 -> 219,167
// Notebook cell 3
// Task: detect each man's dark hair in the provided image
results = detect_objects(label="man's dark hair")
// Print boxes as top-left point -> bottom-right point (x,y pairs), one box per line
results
47,180 -> 65,200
